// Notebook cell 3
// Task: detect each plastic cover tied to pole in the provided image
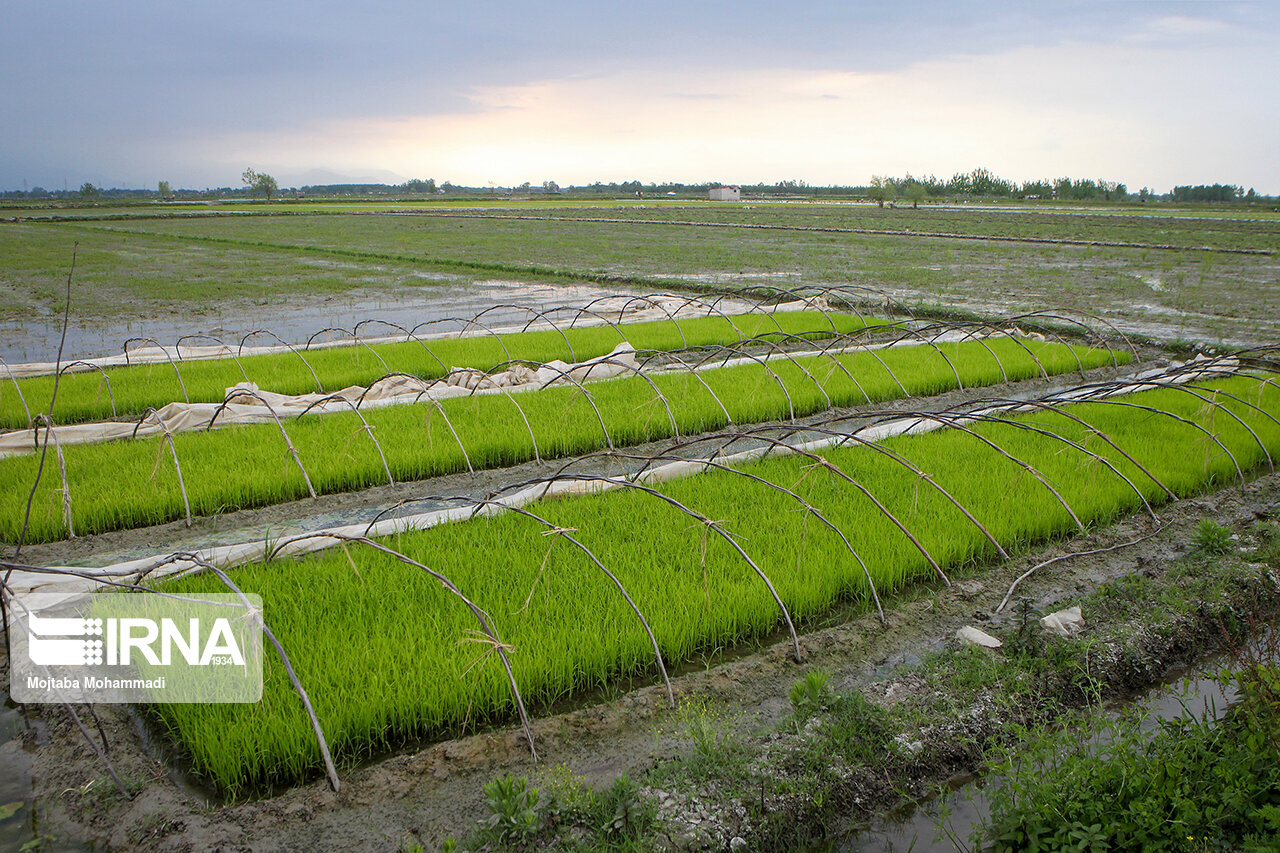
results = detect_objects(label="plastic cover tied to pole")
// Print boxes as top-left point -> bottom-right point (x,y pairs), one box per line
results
0,344 -> 640,458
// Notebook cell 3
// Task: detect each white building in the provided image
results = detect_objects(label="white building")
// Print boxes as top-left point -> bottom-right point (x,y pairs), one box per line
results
709,186 -> 741,202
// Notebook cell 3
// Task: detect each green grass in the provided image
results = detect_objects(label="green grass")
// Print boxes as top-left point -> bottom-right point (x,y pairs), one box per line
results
149,374 -> 1280,795
0,337 -> 1117,543
980,663 -> 1280,851
0,309 -> 874,429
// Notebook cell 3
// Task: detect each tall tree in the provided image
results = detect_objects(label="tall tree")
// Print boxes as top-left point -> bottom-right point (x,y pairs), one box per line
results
903,180 -> 928,209
242,168 -> 278,201
867,175 -> 895,208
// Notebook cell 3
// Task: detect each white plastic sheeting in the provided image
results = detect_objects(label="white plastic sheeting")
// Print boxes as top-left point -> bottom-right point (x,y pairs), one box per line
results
0,327 -> 998,458
6,356 -> 1242,597
0,345 -> 639,458
955,626 -> 1003,648
1041,606 -> 1085,637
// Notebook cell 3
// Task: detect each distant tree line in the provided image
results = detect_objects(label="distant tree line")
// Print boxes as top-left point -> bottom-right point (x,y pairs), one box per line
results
858,171 -> 1270,206
862,169 -> 1133,204
1,171 -> 1273,205
1170,184 -> 1261,203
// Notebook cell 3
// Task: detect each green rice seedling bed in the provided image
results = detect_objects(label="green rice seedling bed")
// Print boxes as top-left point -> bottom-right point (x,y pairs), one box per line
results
0,338 -> 1120,543
0,310 -> 876,430
152,375 -> 1280,795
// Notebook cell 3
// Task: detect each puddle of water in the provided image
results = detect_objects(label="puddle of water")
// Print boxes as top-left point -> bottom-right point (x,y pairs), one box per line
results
660,271 -> 802,284
0,686 -> 38,853
0,280 -> 650,364
843,773 -> 989,852
874,284 -> 1276,350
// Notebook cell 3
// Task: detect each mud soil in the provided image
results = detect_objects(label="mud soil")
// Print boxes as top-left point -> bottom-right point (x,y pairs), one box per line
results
17,466 -> 1280,851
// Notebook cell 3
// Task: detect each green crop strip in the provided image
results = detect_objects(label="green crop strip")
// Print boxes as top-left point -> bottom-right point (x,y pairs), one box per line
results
148,375 -> 1280,795
0,338 -> 1120,543
0,310 -> 876,430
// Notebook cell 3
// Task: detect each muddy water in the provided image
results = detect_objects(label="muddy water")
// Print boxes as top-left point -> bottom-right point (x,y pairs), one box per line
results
878,282 -> 1280,351
0,279 -> 647,364
840,661 -> 1242,851
0,686 -> 39,853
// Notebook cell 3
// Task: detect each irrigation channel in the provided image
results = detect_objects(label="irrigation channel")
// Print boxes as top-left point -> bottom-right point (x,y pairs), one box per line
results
842,659 -> 1246,851
3,284 -> 1279,850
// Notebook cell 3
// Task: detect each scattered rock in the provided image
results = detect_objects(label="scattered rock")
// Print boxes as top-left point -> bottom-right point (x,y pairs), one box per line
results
1041,606 -> 1084,637
955,626 -> 1003,648
893,734 -> 924,755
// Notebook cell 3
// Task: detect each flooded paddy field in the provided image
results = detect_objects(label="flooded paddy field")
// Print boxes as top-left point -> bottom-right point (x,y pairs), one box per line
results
6,200 -> 1279,352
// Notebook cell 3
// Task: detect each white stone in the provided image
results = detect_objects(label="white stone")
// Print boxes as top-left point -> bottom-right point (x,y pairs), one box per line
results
955,625 -> 1003,648
1041,606 -> 1084,637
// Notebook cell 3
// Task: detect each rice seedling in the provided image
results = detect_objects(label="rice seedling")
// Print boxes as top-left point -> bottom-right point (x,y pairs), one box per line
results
147,373 -> 1280,795
0,310 -> 877,430
0,337 -> 1121,543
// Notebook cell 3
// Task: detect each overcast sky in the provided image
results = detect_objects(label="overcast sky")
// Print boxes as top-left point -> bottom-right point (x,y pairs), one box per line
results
4,1 -> 1277,193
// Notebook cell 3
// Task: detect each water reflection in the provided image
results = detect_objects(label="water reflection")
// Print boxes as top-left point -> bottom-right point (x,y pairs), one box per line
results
0,280 -> 651,364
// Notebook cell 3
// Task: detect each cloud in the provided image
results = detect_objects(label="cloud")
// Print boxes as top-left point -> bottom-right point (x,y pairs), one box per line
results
1,1 -> 1275,191
1145,14 -> 1235,38
183,21 -> 1274,193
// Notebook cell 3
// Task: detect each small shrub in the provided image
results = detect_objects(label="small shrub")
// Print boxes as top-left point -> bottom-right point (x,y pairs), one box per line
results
1005,598 -> 1046,658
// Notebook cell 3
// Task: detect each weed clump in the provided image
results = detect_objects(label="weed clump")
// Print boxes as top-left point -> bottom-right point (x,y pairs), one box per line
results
461,771 -> 654,851
980,650 -> 1280,851
1192,518 -> 1234,555
789,670 -> 832,727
